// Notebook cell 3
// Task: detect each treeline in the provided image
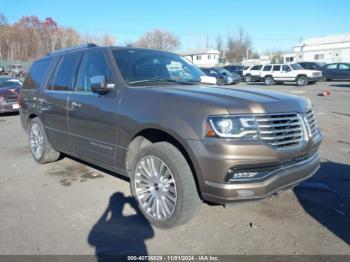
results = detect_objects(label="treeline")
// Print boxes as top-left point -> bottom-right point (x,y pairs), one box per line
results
0,13 -> 116,61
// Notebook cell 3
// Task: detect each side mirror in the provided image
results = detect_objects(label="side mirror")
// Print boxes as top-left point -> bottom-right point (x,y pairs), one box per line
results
90,75 -> 114,95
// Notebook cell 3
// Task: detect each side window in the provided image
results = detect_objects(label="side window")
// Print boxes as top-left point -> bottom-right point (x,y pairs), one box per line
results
326,64 -> 338,70
75,51 -> 112,92
273,65 -> 281,71
339,64 -> 350,70
209,69 -> 218,75
282,65 -> 291,72
23,58 -> 53,90
263,65 -> 272,71
50,53 -> 81,91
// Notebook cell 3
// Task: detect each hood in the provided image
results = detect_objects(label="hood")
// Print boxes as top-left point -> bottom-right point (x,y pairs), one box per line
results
151,85 -> 310,114
0,86 -> 20,98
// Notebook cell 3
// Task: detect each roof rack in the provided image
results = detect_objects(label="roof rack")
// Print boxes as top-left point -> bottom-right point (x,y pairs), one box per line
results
47,43 -> 98,56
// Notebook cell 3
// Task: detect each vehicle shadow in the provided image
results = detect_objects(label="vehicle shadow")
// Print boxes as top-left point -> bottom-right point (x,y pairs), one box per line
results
88,192 -> 154,260
0,112 -> 19,117
293,161 -> 350,245
329,84 -> 350,88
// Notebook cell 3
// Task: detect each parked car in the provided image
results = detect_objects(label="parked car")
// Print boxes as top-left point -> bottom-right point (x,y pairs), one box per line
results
20,44 -> 321,228
223,64 -> 244,77
260,63 -> 323,86
242,64 -> 263,82
8,64 -> 24,77
200,67 -> 240,85
0,66 -> 7,75
0,77 -> 22,113
321,63 -> 350,81
298,61 -> 326,71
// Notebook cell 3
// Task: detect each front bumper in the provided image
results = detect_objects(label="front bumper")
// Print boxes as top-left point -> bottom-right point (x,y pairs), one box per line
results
186,136 -> 321,204
0,101 -> 20,113
307,76 -> 322,82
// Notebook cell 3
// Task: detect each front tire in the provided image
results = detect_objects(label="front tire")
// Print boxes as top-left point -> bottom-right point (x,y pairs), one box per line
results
29,118 -> 61,164
130,142 -> 201,228
217,78 -> 225,85
297,76 -> 308,86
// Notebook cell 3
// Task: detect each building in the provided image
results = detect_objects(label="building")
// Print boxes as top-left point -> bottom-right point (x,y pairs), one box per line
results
283,33 -> 350,64
241,55 -> 270,66
179,49 -> 221,67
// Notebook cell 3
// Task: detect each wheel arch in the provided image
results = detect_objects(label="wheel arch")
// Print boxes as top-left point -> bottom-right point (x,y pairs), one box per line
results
126,127 -> 203,198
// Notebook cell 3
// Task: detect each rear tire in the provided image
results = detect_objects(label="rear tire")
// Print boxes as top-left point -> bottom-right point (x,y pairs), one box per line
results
130,142 -> 201,228
297,76 -> 308,86
29,118 -> 61,164
264,76 -> 274,86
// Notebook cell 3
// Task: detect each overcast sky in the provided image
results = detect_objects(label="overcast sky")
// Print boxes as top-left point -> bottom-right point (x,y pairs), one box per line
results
3,0 -> 350,53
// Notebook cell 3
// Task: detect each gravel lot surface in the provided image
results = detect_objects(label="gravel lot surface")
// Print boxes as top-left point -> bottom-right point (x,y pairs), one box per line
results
0,80 -> 349,256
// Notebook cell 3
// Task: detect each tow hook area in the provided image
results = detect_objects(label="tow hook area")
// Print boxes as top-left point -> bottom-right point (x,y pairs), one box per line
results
224,192 -> 279,208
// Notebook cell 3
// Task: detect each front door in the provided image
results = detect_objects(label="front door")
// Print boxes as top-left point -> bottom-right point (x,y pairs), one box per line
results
40,53 -> 81,153
68,49 -> 119,167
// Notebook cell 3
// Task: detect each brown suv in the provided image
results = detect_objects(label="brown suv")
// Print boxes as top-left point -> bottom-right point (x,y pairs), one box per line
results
19,44 -> 321,228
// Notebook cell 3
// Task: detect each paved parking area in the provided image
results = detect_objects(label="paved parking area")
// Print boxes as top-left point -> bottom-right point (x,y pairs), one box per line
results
0,81 -> 349,256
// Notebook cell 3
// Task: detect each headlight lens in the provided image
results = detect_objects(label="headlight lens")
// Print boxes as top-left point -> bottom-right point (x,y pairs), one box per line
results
207,116 -> 259,138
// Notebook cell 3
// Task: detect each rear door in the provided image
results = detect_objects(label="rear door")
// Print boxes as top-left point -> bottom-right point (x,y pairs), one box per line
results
40,52 -> 81,153
68,49 -> 119,166
338,63 -> 350,80
324,64 -> 339,79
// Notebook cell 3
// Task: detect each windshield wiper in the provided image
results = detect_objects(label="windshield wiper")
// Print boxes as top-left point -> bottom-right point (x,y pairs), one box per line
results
129,78 -> 198,86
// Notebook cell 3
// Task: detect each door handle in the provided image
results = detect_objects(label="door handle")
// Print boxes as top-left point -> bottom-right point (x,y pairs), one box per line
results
71,101 -> 81,109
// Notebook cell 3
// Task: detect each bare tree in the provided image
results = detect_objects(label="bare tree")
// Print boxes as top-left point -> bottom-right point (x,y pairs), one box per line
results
135,29 -> 180,51
0,13 -> 117,61
102,33 -> 116,46
216,34 -> 224,55
225,28 -> 253,63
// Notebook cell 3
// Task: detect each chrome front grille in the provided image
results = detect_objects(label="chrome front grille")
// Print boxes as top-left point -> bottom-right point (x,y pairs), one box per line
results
306,110 -> 319,139
255,113 -> 304,149
5,97 -> 17,104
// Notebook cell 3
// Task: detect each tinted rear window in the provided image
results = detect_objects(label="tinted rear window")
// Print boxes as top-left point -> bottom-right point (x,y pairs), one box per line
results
49,53 -> 81,91
22,58 -> 53,90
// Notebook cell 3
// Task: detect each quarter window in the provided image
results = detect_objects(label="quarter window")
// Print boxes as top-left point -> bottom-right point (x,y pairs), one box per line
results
75,51 -> 112,92
50,53 -> 81,91
23,58 -> 53,90
339,64 -> 350,70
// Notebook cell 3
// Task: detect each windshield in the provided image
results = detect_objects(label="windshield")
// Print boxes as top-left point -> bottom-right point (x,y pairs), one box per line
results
112,49 -> 205,86
215,67 -> 232,76
291,64 -> 303,70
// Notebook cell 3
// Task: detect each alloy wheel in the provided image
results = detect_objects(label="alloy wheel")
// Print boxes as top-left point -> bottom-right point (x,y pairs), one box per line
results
29,123 -> 44,160
134,155 -> 177,221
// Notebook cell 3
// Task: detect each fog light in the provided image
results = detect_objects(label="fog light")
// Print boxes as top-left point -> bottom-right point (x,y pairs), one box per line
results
226,168 -> 270,182
232,172 -> 259,179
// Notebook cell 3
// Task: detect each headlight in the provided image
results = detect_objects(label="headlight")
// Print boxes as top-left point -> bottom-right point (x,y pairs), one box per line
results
206,116 -> 259,139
